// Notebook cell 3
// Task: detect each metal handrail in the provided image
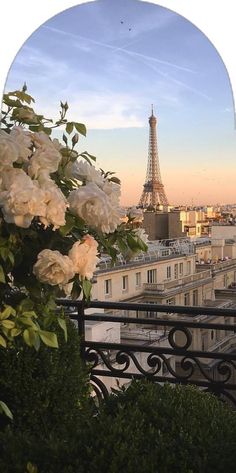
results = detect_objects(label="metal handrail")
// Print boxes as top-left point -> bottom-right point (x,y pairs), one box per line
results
58,299 -> 236,405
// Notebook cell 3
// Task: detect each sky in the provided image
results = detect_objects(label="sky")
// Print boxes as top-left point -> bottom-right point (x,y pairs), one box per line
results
4,0 -> 236,206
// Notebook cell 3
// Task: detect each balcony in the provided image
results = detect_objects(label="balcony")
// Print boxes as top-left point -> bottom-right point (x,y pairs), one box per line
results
143,269 -> 212,293
197,258 -> 236,273
59,299 -> 236,406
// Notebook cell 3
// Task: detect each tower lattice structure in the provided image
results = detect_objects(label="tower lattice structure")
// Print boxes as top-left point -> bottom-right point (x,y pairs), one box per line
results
139,107 -> 168,208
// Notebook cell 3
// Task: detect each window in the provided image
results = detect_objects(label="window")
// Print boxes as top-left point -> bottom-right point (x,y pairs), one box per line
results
146,301 -> 157,318
161,249 -> 170,257
135,272 -> 141,288
166,266 -> 171,279
104,279 -> 112,296
174,264 -> 178,280
184,292 -> 190,306
187,261 -> 191,275
179,263 -> 183,276
147,269 -> 157,284
122,275 -> 128,291
193,290 -> 198,306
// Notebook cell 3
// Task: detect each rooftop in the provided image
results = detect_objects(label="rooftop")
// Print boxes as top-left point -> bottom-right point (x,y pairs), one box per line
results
96,238 -> 195,273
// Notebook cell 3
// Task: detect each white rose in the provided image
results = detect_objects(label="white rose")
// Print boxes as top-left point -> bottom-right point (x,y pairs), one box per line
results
32,131 -> 54,149
102,180 -> 121,204
65,160 -> 104,187
0,129 -> 20,166
33,249 -> 75,286
68,182 -> 122,234
28,145 -> 62,179
134,227 -> 149,244
69,235 -> 99,279
10,126 -> 32,163
128,206 -> 144,222
0,169 -> 47,228
0,166 -> 29,192
38,175 -> 68,230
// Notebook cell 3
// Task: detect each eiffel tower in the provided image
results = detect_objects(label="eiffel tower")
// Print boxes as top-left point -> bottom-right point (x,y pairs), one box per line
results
139,106 -> 168,208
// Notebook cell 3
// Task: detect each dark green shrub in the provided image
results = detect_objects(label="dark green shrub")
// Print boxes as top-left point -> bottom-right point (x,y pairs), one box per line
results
87,381 -> 236,473
0,318 -> 91,436
0,318 -> 94,472
2,350 -> 236,473
0,425 -> 90,473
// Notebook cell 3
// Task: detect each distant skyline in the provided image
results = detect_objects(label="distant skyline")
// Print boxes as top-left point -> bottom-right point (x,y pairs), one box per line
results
4,0 -> 236,206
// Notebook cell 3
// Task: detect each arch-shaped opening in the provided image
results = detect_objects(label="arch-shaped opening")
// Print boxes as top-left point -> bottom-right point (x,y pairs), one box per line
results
2,0 -> 236,208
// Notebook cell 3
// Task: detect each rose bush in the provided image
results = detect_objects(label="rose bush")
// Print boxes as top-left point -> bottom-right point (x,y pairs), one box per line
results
0,85 -> 147,361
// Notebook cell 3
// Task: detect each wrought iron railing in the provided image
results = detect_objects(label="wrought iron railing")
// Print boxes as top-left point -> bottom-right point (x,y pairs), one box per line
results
58,299 -> 236,405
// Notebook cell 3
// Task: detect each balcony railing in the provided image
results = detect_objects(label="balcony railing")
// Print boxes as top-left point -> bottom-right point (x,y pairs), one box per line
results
58,299 -> 236,406
143,269 -> 212,292
197,258 -> 236,273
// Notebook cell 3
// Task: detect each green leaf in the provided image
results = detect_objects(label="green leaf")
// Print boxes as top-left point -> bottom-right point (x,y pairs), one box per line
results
1,320 -> 15,329
110,176 -> 121,185
108,246 -> 118,261
0,247 -> 9,261
29,125 -> 41,132
127,234 -> 140,251
59,213 -> 75,236
58,317 -> 68,342
38,330 -> 58,348
26,462 -> 38,473
12,90 -> 35,104
46,296 -> 57,311
73,215 -> 86,229
71,280 -> 82,299
22,310 -> 37,318
0,335 -> 7,348
0,401 -> 13,419
66,122 -> 74,134
41,127 -> 51,135
33,332 -> 40,351
0,265 -> 6,283
19,299 -> 34,312
23,329 -> 33,347
3,95 -> 22,107
8,251 -> 14,265
74,122 -> 86,136
23,329 -> 40,349
79,154 -> 92,166
136,237 -> 148,252
117,237 -> 128,254
82,151 -> 96,161
0,305 -> 16,320
82,279 -> 92,300
11,328 -> 22,337
19,317 -> 38,329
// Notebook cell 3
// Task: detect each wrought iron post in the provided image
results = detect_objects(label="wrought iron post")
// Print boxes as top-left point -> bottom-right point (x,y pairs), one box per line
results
77,301 -> 86,362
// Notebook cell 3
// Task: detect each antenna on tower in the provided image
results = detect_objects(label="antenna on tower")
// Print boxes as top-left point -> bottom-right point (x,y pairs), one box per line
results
151,104 -> 154,115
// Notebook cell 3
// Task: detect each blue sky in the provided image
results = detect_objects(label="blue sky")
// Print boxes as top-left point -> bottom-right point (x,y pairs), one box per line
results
5,0 -> 235,206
